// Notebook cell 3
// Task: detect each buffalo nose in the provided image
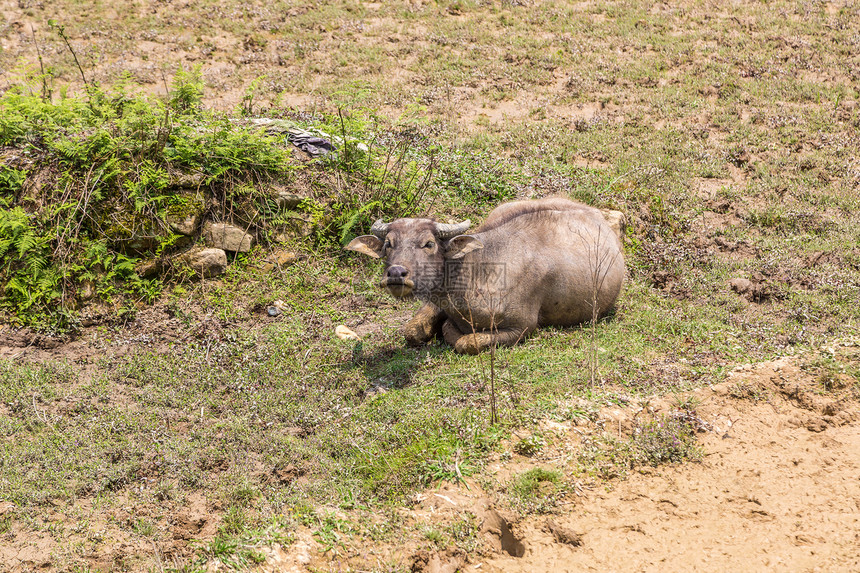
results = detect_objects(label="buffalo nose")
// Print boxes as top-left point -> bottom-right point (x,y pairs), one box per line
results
386,265 -> 409,280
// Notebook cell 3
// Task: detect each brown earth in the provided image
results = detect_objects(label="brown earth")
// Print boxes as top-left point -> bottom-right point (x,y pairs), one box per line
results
478,353 -> 860,573
1,0 -> 859,570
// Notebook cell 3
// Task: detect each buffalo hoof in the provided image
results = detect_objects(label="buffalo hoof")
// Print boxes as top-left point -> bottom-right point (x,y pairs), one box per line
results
403,304 -> 445,346
454,333 -> 486,355
403,323 -> 433,346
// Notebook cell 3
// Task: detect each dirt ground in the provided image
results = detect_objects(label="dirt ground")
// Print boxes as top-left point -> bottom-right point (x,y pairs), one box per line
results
479,354 -> 860,573
1,0 -> 859,570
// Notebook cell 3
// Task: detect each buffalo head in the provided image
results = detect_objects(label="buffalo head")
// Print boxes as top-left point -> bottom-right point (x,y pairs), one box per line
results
346,218 -> 483,298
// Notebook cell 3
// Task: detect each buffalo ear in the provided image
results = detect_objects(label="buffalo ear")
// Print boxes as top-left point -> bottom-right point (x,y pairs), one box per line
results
345,235 -> 384,259
445,235 -> 484,260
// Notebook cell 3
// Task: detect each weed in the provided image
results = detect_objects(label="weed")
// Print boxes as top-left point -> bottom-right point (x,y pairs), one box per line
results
578,412 -> 701,479
131,517 -> 155,537
312,513 -> 354,554
513,434 -> 546,457
633,415 -> 701,466
421,525 -> 448,548
197,515 -> 293,569
728,381 -> 770,402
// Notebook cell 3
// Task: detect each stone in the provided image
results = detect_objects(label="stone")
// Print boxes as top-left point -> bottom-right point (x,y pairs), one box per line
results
0,501 -> 16,516
274,191 -> 303,210
79,281 -> 95,301
135,260 -> 160,278
729,278 -> 754,295
170,173 -> 206,189
202,222 -> 253,253
546,519 -> 583,546
267,249 -> 298,267
278,217 -> 315,239
174,247 -> 227,278
806,417 -> 827,433
167,212 -> 200,236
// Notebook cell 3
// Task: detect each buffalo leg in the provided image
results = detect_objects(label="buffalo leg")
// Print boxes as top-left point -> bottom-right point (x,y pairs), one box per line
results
442,319 -> 532,355
402,303 -> 446,346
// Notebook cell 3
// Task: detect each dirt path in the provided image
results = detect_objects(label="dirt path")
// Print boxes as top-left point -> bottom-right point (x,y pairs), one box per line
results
483,358 -> 860,572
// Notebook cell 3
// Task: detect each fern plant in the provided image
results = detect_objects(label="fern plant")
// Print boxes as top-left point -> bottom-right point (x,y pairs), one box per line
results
0,208 -> 61,315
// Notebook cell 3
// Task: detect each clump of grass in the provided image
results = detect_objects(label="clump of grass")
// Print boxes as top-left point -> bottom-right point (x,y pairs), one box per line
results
196,515 -> 293,569
513,434 -> 546,457
632,415 -> 701,466
728,381 -> 770,402
507,467 -> 562,514
421,525 -> 448,548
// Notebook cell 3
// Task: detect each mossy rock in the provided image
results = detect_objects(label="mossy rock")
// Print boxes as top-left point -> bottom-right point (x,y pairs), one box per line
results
98,206 -> 167,255
164,190 -> 207,235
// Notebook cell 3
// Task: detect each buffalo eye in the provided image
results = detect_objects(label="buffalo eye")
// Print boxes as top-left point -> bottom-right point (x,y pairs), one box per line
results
423,240 -> 435,249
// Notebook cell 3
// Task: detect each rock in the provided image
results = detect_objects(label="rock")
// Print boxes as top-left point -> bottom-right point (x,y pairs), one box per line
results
410,548 -> 467,573
272,464 -> 304,484
170,173 -> 206,189
202,222 -> 253,253
600,209 -> 627,242
729,278 -> 754,296
174,247 -> 227,278
806,417 -> 827,433
0,501 -> 16,516
79,280 -> 95,301
274,191 -> 303,210
336,325 -> 360,341
136,260 -> 160,278
267,300 -> 288,316
280,217 -> 315,239
261,249 -> 298,271
823,401 -> 844,416
167,212 -> 200,235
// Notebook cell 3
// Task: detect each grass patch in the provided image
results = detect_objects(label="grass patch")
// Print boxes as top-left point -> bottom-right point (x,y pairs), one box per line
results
507,468 -> 562,514
1,0 -> 859,568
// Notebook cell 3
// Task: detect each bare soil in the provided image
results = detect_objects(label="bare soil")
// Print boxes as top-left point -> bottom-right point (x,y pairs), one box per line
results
478,352 -> 860,573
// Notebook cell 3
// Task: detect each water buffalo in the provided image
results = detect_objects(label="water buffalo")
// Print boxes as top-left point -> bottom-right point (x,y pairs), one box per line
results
345,198 -> 625,354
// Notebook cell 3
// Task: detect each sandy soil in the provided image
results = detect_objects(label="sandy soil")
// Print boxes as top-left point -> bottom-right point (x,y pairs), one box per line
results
480,354 -> 860,573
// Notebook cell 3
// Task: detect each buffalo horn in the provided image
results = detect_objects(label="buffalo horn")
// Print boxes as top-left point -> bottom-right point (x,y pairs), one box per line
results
370,219 -> 390,239
435,220 -> 472,239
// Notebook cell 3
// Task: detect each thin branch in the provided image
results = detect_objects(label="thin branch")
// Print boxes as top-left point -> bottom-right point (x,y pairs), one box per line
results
50,21 -> 89,89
